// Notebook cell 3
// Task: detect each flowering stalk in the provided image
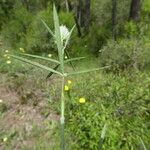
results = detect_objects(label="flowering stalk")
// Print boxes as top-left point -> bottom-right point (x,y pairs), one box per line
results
8,4 -> 110,150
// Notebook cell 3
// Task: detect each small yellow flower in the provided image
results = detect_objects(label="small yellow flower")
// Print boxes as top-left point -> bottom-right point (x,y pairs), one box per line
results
7,56 -> 10,59
67,80 -> 72,84
3,137 -> 7,142
48,54 -> 52,57
64,85 -> 69,91
6,60 -> 11,64
3,54 -> 7,57
79,97 -> 86,103
19,47 -> 25,52
0,99 -> 3,103
5,50 -> 9,53
65,56 -> 68,59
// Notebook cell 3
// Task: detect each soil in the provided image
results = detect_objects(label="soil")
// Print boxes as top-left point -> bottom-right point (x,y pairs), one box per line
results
0,74 -> 60,150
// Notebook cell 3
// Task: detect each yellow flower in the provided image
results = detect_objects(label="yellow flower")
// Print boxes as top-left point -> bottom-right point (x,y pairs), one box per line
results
79,97 -> 86,103
19,47 -> 25,52
67,80 -> 72,84
6,60 -> 11,64
0,99 -> 3,103
3,137 -> 8,142
3,54 -> 7,57
5,50 -> 9,53
48,54 -> 52,57
64,85 -> 69,91
7,56 -> 10,59
65,56 -> 68,59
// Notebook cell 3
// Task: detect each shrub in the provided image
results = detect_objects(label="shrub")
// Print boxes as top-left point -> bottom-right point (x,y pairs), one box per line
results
24,5 -> 54,53
1,2 -> 33,48
99,38 -> 150,71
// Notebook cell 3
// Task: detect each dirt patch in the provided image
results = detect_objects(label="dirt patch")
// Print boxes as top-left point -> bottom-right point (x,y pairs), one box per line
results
0,74 -> 60,149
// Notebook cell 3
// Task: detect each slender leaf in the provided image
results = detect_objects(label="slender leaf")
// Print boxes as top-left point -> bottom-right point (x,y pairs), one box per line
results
19,53 -> 60,64
10,54 -> 62,76
41,19 -> 54,37
64,57 -> 85,63
67,66 -> 111,76
101,124 -> 107,139
140,138 -> 147,150
62,25 -> 76,53
64,50 -> 76,71
53,4 -> 63,63
46,64 -> 60,79
99,124 -> 107,150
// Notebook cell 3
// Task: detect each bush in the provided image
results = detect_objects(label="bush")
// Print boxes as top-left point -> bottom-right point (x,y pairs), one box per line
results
0,0 -> 14,30
23,5 -> 54,53
1,2 -> 33,48
99,38 -> 150,71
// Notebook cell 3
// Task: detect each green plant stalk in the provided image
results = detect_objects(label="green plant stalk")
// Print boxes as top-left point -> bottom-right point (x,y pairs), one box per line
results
60,49 -> 65,150
60,75 -> 65,150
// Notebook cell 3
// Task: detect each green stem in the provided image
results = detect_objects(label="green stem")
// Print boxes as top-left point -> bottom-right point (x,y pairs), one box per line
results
60,76 -> 65,150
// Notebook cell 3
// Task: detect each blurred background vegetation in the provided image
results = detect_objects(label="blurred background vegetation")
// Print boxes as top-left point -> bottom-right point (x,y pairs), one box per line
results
0,0 -> 150,149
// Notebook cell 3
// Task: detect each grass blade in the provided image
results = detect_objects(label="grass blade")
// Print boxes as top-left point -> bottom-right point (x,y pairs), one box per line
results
99,124 -> 107,150
101,124 -> 107,140
10,54 -> 62,76
67,66 -> 111,76
53,4 -> 63,63
64,50 -> 76,71
41,19 -> 54,37
19,53 -> 60,64
46,64 -> 60,79
62,25 -> 76,52
64,57 -> 85,63
140,138 -> 147,150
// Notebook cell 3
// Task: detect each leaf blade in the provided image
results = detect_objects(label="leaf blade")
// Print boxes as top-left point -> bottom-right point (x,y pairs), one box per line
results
41,19 -> 54,37
67,66 -> 111,76
140,138 -> 147,150
64,57 -> 85,63
62,25 -> 76,53
53,4 -> 63,63
10,54 -> 62,76
46,64 -> 60,79
19,53 -> 60,64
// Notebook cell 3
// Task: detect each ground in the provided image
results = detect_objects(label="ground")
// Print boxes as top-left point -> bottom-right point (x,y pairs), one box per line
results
0,73 -> 60,150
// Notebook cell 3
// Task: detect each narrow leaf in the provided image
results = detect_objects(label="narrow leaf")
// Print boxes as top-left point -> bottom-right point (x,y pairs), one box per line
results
62,25 -> 76,53
53,4 -> 63,62
10,54 -> 62,76
19,53 -> 60,64
46,64 -> 60,79
64,57 -> 85,63
41,19 -> 54,37
64,50 -> 76,71
101,124 -> 107,139
67,66 -> 111,76
140,138 -> 147,150
99,124 -> 107,150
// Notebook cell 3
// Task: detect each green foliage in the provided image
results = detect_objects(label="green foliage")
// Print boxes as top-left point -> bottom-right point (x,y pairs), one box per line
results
0,0 -> 14,29
99,38 -> 150,71
124,21 -> 138,37
87,25 -> 111,53
0,102 -> 7,114
24,6 -> 75,53
1,3 -> 33,48
143,0 -> 150,13
66,72 -> 150,150
24,5 -> 54,53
